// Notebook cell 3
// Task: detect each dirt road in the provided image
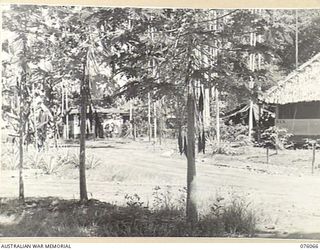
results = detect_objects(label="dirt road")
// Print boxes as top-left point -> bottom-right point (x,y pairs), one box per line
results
1,139 -> 320,238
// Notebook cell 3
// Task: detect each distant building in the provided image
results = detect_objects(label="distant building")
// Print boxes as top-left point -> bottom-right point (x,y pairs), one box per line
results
65,106 -> 129,139
264,52 -> 320,142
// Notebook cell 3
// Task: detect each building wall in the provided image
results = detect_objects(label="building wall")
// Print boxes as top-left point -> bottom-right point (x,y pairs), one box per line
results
67,112 -> 126,139
278,101 -> 320,119
276,101 -> 320,136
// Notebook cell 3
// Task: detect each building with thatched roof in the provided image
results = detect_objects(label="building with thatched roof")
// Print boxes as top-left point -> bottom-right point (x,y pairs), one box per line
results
264,52 -> 320,141
66,106 -> 129,139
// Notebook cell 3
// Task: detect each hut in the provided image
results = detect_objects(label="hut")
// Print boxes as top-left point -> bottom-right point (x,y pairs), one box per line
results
264,52 -> 320,142
66,106 -> 129,139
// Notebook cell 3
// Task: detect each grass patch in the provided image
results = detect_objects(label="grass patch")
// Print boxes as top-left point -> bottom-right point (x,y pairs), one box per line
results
1,146 -> 101,174
0,196 -> 258,237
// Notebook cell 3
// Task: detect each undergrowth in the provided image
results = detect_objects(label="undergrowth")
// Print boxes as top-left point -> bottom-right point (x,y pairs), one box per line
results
1,147 -> 101,174
0,194 -> 258,237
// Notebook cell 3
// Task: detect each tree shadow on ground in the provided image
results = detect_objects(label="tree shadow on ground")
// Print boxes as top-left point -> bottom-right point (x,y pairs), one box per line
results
0,197 -> 258,238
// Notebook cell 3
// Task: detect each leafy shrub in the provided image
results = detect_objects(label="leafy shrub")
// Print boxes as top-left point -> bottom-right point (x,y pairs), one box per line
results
26,150 -> 68,174
124,194 -> 144,208
53,151 -> 101,170
197,198 -> 256,237
207,139 -> 245,155
219,199 -> 256,236
233,134 -> 252,147
2,148 -> 101,174
259,126 -> 292,149
1,148 -> 19,170
0,196 -> 258,237
205,123 -> 250,155
209,123 -> 250,143
302,138 -> 320,149
152,186 -> 186,211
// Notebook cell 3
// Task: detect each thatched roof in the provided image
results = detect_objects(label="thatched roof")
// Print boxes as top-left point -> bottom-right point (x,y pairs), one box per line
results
264,52 -> 320,104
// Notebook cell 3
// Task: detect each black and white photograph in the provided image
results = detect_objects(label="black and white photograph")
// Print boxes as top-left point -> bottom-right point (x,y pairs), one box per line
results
1,3 -> 320,240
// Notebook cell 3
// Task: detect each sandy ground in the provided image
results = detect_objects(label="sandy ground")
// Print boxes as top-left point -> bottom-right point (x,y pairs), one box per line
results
1,138 -> 320,238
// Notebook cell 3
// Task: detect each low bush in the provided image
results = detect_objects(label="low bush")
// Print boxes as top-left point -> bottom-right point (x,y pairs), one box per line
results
259,126 -> 292,150
1,147 -> 19,170
302,138 -> 320,149
205,123 -> 250,155
207,139 -> 245,156
64,151 -> 102,170
207,123 -> 250,144
0,196 -> 258,237
1,148 -> 101,174
152,186 -> 186,211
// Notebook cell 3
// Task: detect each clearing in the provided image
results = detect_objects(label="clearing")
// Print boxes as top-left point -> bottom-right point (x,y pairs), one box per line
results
1,138 -> 320,238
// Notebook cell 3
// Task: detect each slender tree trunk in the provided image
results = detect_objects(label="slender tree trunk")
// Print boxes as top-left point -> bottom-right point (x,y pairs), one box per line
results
18,35 -> 28,202
212,11 -> 221,146
66,88 -> 69,140
129,101 -> 135,140
148,92 -> 151,142
312,142 -> 315,174
248,100 -> 254,139
215,88 -> 220,146
248,10 -> 257,139
178,123 -> 183,154
186,92 -> 198,224
62,84 -> 66,142
18,78 -> 24,202
134,114 -> 137,140
32,81 -> 38,150
79,61 -> 88,202
257,103 -> 262,143
158,101 -> 162,145
204,88 -> 210,129
257,11 -> 262,144
295,9 -> 299,69
153,102 -> 157,142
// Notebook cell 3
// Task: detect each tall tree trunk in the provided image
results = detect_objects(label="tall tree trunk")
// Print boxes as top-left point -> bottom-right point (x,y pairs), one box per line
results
134,114 -> 137,140
312,142 -> 315,174
295,9 -> 299,69
148,92 -> 151,142
18,35 -> 28,202
18,78 -> 24,202
129,101 -> 135,140
79,61 -> 88,202
248,100 -> 254,139
66,87 -> 69,140
158,101 -> 162,145
213,10 -> 220,146
215,88 -> 220,146
178,123 -> 183,154
62,84 -> 65,141
186,92 -> 198,224
153,102 -> 157,142
257,103 -> 262,143
249,10 -> 256,139
32,81 -> 38,150
204,87 -> 210,129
